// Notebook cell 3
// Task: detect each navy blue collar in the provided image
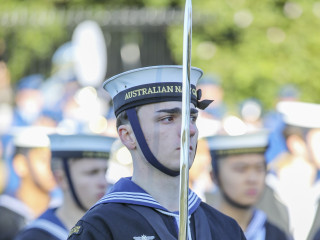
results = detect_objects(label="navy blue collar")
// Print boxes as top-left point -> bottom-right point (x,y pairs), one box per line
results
38,208 -> 67,230
94,177 -> 201,215
24,208 -> 69,240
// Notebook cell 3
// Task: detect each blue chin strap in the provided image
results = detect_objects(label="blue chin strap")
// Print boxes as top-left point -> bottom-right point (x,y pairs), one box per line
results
62,159 -> 87,211
126,108 -> 180,177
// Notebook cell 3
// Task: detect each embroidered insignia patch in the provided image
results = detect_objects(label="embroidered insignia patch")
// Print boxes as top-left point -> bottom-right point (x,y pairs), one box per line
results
133,235 -> 155,240
69,225 -> 82,237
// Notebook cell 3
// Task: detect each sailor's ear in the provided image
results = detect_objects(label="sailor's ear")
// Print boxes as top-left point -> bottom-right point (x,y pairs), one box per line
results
118,124 -> 136,150
287,134 -> 306,155
13,154 -> 29,177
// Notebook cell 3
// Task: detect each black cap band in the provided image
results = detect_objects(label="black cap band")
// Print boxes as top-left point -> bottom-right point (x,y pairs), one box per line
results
113,82 -> 198,116
52,151 -> 110,159
211,147 -> 268,157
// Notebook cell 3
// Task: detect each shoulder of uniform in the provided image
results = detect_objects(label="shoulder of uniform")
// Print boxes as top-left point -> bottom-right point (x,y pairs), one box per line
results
69,224 -> 82,237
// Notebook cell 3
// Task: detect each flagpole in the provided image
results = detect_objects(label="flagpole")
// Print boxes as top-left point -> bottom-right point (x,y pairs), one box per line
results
179,0 -> 192,239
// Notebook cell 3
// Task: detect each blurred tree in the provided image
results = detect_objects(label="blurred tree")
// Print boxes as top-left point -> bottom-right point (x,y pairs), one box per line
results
167,0 -> 320,111
0,0 -> 319,111
0,0 -> 68,83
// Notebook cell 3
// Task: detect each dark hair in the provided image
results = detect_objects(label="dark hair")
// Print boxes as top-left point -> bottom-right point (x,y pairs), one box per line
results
116,107 -> 140,129
51,157 -> 63,172
14,147 -> 30,157
116,111 -> 129,129
282,125 -> 309,140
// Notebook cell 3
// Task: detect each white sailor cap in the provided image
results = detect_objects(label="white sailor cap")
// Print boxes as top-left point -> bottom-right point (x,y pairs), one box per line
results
49,134 -> 116,159
103,65 -> 211,117
277,101 -> 320,129
13,127 -> 50,148
207,130 -> 270,157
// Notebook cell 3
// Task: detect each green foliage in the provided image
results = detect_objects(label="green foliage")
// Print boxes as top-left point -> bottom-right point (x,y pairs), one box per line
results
0,1 -> 67,82
1,0 -> 319,111
167,0 -> 320,110
6,23 -> 67,82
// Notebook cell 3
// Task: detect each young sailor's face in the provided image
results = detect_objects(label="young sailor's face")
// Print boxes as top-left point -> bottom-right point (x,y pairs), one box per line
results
219,153 -> 266,207
69,158 -> 108,209
137,101 -> 199,172
28,147 -> 57,192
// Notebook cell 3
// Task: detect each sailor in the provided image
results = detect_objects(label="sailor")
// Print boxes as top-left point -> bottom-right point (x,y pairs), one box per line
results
205,130 -> 291,240
15,134 -> 116,240
68,65 -> 246,239
265,101 -> 320,240
0,127 -> 56,240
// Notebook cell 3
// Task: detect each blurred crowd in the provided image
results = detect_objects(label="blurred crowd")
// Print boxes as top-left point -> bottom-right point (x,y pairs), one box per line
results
189,75 -> 320,240
0,38 -> 129,240
0,23 -> 320,240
